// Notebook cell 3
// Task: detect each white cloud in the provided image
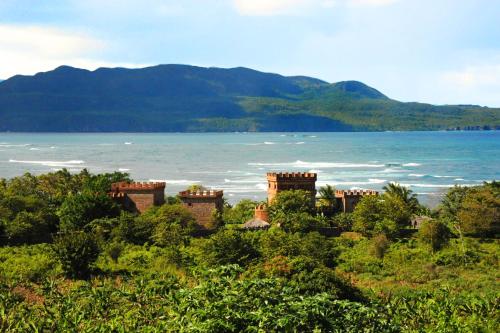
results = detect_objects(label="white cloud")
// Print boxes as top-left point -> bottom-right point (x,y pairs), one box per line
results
0,24 -> 148,79
441,64 -> 500,88
438,64 -> 500,106
348,0 -> 399,7
233,0 -> 313,16
233,0 -> 399,15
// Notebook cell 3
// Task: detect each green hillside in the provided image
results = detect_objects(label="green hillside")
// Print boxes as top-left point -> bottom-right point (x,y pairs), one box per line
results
0,65 -> 498,132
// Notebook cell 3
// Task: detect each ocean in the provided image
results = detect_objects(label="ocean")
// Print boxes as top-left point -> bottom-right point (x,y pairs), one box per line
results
0,131 -> 498,207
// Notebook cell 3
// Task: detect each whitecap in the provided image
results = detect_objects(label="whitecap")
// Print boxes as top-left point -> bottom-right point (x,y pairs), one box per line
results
397,183 -> 477,188
316,178 -> 387,186
296,142 -> 305,145
264,142 -> 275,145
149,179 -> 200,185
432,175 -> 456,178
454,178 -> 465,181
29,148 -> 41,151
9,159 -> 85,168
248,160 -> 384,168
255,183 -> 267,190
124,142 -> 133,145
402,163 -> 421,167
408,173 -> 425,177
224,178 -> 262,184
0,143 -> 31,148
118,168 -> 130,172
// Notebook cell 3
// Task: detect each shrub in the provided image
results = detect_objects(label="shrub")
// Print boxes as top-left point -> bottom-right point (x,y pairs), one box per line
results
53,232 -> 100,279
418,219 -> 451,252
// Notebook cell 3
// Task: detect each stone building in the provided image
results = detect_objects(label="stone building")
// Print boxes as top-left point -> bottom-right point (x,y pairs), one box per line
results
178,189 -> 224,229
110,181 -> 166,213
335,189 -> 378,213
266,172 -> 317,204
243,204 -> 270,230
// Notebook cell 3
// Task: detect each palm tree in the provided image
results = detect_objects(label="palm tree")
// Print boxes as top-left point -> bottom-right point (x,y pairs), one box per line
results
318,185 -> 338,215
383,183 -> 419,213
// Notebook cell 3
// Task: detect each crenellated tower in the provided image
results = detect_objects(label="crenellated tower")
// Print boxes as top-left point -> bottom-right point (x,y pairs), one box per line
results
266,172 -> 317,204
178,189 -> 224,229
109,181 -> 166,213
335,189 -> 379,213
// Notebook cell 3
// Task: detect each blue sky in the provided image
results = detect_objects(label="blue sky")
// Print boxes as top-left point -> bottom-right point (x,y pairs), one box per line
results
1,0 -> 499,106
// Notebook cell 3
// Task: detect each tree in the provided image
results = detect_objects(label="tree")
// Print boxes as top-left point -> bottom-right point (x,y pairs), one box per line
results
150,204 -> 197,246
269,190 -> 315,218
439,186 -> 471,221
457,187 -> 499,236
4,211 -> 54,245
53,232 -> 100,279
333,213 -> 354,231
223,199 -> 258,224
318,185 -> 338,216
58,192 -> 120,231
383,183 -> 419,212
418,219 -> 451,252
201,229 -> 259,267
352,195 -> 385,236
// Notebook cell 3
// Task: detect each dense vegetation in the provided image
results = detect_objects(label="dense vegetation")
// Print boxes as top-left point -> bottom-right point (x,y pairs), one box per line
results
0,65 -> 499,132
0,170 -> 498,332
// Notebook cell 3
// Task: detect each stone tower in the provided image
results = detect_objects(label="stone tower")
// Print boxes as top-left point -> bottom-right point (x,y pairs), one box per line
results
335,189 -> 379,213
178,189 -> 224,229
266,172 -> 317,204
110,181 -> 166,213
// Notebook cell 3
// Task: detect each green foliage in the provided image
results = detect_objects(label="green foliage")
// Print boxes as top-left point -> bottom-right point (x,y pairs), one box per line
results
58,192 -> 120,232
418,219 -> 451,252
149,204 -> 197,246
53,232 -> 100,279
269,190 -> 315,217
0,172 -> 498,331
199,229 -> 259,267
223,199 -> 258,224
352,195 -> 385,235
457,185 -> 499,236
0,244 -> 61,282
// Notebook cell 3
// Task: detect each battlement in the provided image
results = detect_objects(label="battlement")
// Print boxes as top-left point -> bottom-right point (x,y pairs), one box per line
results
178,190 -> 224,198
111,181 -> 166,191
335,189 -> 379,213
335,189 -> 379,197
254,203 -> 269,222
255,203 -> 268,211
109,181 -> 165,213
108,192 -> 126,198
267,172 -> 317,181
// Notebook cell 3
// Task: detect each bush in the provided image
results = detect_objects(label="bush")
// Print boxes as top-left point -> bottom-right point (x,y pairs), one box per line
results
58,192 -> 120,231
53,232 -> 100,279
418,219 -> 451,252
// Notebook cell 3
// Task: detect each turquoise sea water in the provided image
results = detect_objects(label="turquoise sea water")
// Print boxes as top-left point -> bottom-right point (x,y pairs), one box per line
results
0,132 -> 498,206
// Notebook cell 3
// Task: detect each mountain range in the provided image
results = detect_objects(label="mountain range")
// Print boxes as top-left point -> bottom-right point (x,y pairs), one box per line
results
0,64 -> 498,132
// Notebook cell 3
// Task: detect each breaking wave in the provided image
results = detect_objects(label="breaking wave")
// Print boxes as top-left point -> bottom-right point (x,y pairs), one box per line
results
8,159 -> 85,168
149,179 -> 200,185
248,160 -> 384,168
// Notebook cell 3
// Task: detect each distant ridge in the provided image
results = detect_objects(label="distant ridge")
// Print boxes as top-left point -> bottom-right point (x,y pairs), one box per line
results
0,64 -> 498,132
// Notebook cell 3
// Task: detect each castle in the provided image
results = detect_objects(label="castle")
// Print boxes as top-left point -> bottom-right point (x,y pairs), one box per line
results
266,172 -> 317,203
178,189 -> 224,230
109,181 -> 166,213
110,172 -> 378,227
335,189 -> 379,213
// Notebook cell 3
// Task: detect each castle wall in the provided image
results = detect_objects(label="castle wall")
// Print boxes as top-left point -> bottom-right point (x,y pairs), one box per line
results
267,172 -> 317,204
254,204 -> 269,222
110,182 -> 165,213
179,190 -> 224,229
335,189 -> 378,213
